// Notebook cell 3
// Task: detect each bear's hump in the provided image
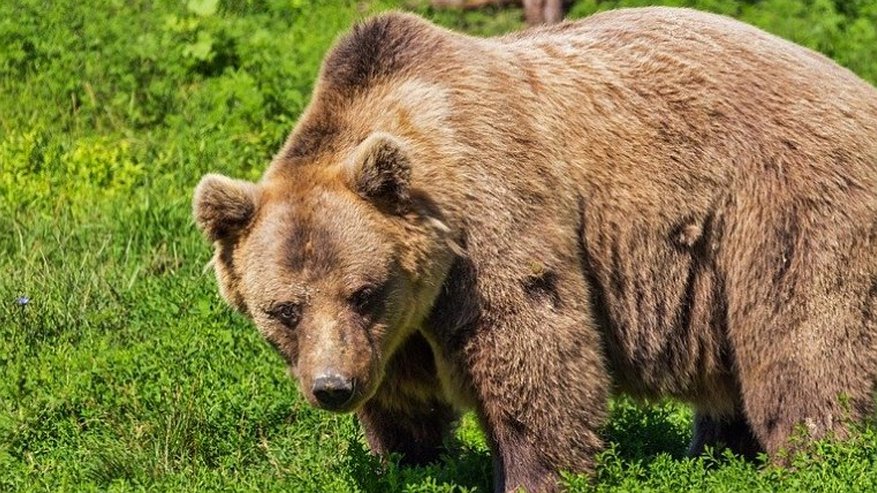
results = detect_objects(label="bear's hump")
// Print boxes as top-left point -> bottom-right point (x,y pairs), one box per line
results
320,12 -> 446,95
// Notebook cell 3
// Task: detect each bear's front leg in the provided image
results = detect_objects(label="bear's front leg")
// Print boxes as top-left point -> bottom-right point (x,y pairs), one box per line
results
462,274 -> 610,492
357,396 -> 456,466
356,332 -> 458,466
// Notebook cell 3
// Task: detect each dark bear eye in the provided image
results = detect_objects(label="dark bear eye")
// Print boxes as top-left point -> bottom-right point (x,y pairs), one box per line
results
269,302 -> 302,327
350,285 -> 383,315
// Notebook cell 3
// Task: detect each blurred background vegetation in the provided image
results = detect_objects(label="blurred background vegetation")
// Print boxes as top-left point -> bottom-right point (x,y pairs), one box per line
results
2,1 -> 877,491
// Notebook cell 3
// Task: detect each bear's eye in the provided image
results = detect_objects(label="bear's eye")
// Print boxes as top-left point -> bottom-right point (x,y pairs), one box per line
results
268,302 -> 302,327
349,285 -> 383,315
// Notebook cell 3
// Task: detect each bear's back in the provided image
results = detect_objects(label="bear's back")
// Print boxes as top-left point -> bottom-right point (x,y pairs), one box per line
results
483,7 -> 877,196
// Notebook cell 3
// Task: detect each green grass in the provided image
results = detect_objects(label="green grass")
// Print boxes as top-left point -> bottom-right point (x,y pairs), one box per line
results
2,0 -> 877,491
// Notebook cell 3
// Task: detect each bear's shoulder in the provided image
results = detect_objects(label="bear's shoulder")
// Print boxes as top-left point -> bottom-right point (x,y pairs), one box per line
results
321,12 -> 449,95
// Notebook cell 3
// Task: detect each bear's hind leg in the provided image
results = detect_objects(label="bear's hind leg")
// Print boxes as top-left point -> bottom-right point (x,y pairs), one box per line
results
730,295 -> 877,461
688,411 -> 763,460
721,190 -> 877,462
730,280 -> 877,461
736,353 -> 875,463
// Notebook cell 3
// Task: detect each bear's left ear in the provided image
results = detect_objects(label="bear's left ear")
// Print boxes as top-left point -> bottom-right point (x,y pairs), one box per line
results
344,132 -> 411,210
193,173 -> 258,243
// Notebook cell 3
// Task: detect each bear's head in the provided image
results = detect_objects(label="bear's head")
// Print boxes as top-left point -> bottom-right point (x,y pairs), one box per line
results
193,132 -> 457,412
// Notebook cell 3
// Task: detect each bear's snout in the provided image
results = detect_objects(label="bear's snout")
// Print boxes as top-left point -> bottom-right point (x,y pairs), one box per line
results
312,371 -> 355,410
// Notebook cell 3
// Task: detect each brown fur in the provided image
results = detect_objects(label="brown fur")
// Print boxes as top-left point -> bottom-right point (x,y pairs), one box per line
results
193,8 -> 877,492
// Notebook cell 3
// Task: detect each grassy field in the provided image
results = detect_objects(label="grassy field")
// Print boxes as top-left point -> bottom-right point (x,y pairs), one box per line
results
3,0 -> 877,491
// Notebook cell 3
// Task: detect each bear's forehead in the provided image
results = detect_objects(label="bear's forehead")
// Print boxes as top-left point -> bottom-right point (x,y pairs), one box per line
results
245,191 -> 388,283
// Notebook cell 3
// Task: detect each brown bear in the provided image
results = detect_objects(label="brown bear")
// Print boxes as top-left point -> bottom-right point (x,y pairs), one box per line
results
193,7 -> 877,492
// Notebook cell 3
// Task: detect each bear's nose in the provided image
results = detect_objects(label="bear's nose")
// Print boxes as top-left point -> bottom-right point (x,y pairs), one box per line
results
312,373 -> 354,409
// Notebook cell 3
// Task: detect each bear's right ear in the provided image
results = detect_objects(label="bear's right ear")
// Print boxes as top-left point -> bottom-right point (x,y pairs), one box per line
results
193,174 -> 258,242
344,132 -> 411,211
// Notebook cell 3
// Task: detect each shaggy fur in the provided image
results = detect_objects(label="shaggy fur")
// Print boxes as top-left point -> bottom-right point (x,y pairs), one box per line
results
193,8 -> 877,492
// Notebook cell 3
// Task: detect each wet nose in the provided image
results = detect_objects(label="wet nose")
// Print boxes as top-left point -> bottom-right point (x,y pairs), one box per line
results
312,373 -> 354,409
